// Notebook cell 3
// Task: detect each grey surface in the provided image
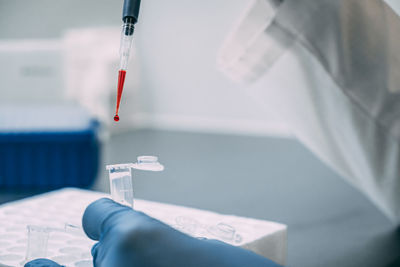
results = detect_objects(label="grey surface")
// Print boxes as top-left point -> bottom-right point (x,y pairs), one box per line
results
95,129 -> 399,267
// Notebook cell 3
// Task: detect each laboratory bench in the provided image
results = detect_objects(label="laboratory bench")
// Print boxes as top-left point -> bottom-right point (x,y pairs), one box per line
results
2,129 -> 400,267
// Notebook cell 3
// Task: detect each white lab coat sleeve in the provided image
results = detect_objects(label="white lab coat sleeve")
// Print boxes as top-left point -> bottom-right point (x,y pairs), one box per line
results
218,0 -> 400,223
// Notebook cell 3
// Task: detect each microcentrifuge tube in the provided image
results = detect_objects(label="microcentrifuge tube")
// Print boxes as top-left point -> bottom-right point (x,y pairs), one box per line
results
106,163 -> 134,208
207,223 -> 242,243
106,156 -> 164,208
24,223 -> 83,264
175,216 -> 199,235
25,225 -> 50,262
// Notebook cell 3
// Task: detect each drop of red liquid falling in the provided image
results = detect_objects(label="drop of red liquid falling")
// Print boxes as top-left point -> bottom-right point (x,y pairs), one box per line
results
114,115 -> 120,122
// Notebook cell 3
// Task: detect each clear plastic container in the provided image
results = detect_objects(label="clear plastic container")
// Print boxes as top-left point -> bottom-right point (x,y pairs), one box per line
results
106,163 -> 134,208
24,223 -> 84,264
25,225 -> 50,262
22,223 -> 86,266
106,156 -> 164,208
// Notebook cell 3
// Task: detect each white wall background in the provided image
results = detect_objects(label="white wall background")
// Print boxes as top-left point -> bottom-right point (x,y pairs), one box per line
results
131,0 -> 290,135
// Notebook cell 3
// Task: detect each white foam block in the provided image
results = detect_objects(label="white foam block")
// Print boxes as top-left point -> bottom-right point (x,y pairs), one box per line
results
0,188 -> 287,266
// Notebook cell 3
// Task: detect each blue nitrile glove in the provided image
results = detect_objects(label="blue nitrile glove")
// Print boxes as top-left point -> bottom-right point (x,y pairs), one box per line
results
82,198 -> 282,267
24,258 -> 62,267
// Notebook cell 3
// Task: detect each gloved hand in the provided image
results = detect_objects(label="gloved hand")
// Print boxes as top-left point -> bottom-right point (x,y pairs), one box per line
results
24,258 -> 62,267
82,198 -> 282,267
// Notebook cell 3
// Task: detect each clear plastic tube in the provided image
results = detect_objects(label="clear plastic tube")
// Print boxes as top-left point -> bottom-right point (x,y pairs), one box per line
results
24,223 -> 84,264
106,156 -> 164,208
25,225 -> 50,262
119,22 -> 135,70
107,163 -> 134,208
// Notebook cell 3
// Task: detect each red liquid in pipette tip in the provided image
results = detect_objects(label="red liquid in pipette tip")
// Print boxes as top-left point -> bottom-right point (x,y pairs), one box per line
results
114,69 -> 127,122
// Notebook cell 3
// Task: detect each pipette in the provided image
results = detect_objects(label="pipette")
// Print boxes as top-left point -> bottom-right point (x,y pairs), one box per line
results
114,0 -> 141,122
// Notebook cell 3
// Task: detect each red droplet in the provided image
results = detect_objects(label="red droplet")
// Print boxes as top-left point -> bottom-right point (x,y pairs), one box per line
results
114,115 -> 120,122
